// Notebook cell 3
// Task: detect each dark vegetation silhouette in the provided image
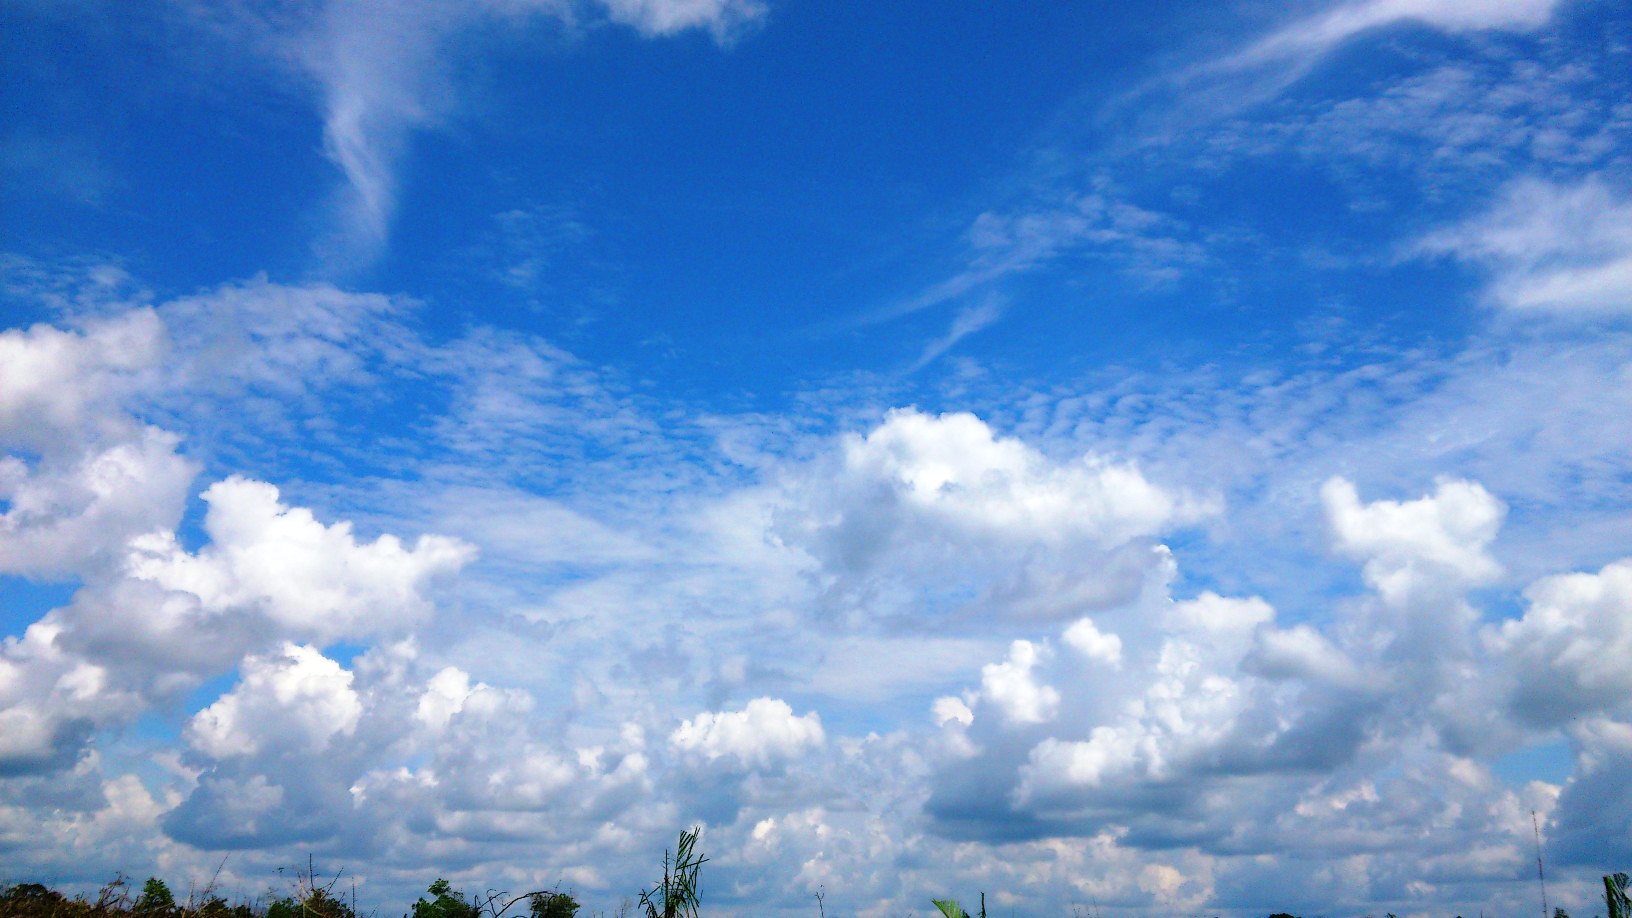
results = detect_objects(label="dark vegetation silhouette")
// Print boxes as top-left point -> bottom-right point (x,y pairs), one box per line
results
2,846 -> 1627,918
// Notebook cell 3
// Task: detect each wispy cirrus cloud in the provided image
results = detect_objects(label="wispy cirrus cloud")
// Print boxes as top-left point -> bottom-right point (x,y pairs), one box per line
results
199,0 -> 768,270
1223,0 -> 1563,75
1414,174 -> 1632,315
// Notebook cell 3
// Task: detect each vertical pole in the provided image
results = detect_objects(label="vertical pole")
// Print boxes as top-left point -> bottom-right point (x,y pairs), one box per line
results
1532,810 -> 1548,918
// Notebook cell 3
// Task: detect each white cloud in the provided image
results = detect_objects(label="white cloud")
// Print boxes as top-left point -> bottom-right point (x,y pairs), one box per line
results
1415,176 -> 1632,315
187,643 -> 362,759
1245,623 -> 1368,689
127,476 -> 474,642
910,297 -> 1005,371
774,409 -> 1205,635
158,276 -> 411,396
1020,729 -> 1148,797
415,665 -> 532,728
932,695 -> 974,727
0,309 -> 165,451
875,191 -> 1204,328
0,429 -> 195,579
670,697 -> 825,769
1490,558 -> 1632,727
3,270 -> 1629,910
597,0 -> 766,40
978,640 -> 1059,726
1169,592 -> 1273,650
1322,476 -> 1503,604
1062,617 -> 1122,668
218,0 -> 767,266
1232,0 -> 1561,72
840,409 -> 1189,545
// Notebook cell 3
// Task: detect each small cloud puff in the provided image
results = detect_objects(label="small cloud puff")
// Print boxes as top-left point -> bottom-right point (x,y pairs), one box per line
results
1062,617 -> 1123,667
670,697 -> 825,770
979,640 -> 1060,726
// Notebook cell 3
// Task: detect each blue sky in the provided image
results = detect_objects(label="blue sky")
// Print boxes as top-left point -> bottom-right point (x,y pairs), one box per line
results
3,0 -> 1631,915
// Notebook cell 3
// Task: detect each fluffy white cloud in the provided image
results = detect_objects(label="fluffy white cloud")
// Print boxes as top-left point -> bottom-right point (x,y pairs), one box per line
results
187,643 -> 362,759
932,695 -> 974,727
1415,176 -> 1632,315
1062,616 -> 1123,667
1012,597 -> 1269,809
1322,476 -> 1503,603
839,408 -> 1185,546
0,310 -> 165,451
978,640 -> 1060,726
788,409 -> 1203,626
1490,558 -> 1632,727
0,429 -> 195,578
0,306 -> 191,581
670,697 -> 825,769
2,274 -> 1628,912
127,476 -> 474,642
415,665 -> 533,729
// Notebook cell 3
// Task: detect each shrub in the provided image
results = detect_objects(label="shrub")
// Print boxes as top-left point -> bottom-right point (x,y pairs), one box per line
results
133,880 -> 174,918
527,894 -> 578,918
411,881 -> 476,918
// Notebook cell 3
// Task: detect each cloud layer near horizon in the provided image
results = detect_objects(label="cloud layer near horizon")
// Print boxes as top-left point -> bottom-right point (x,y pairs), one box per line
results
2,268 -> 1629,915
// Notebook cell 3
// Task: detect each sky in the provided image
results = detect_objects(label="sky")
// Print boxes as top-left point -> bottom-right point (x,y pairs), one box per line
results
2,0 -> 1631,915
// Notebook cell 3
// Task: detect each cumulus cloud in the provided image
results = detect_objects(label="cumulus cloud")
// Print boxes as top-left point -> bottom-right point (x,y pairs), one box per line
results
978,640 -> 1060,726
3,270 -> 1629,911
0,309 -> 165,452
0,470 -> 473,776
1490,558 -> 1632,728
1415,175 -> 1632,315
787,408 -> 1204,627
187,643 -> 363,759
0,295 -> 473,776
1062,616 -> 1122,668
1244,623 -> 1367,689
1322,476 -> 1503,604
839,409 -> 1184,544
127,476 -> 474,643
670,697 -> 825,769
0,429 -> 195,579
414,665 -> 535,729
935,477 -> 1550,860
1011,594 -> 1279,812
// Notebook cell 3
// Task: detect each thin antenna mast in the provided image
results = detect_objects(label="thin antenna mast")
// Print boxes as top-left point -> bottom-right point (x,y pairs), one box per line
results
1532,810 -> 1549,918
